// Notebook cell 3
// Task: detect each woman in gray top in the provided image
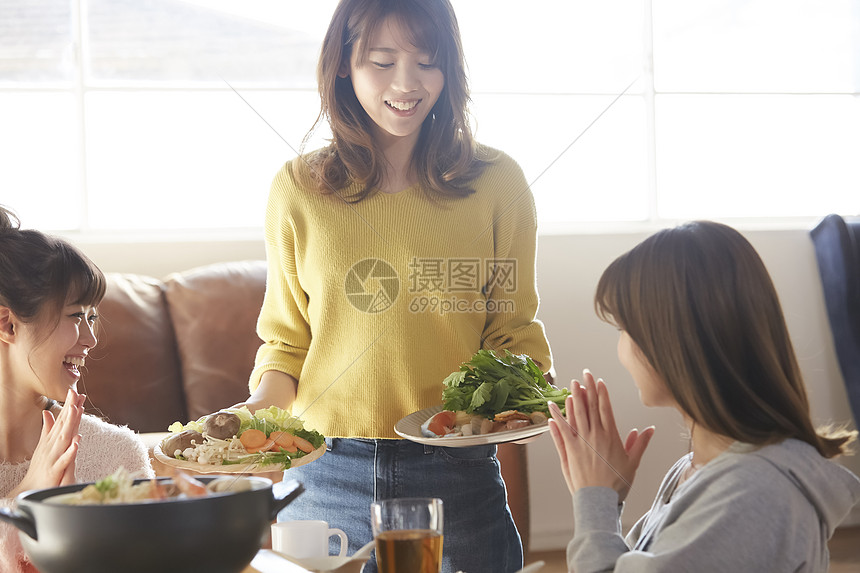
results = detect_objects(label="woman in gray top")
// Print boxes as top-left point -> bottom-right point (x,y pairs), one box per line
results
548,220 -> 860,573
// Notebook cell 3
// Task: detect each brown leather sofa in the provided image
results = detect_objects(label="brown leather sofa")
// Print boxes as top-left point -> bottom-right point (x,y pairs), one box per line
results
80,260 -> 531,553
82,260 -> 267,433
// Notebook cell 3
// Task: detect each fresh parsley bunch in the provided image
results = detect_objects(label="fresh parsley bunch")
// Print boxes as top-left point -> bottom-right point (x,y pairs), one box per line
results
441,349 -> 569,418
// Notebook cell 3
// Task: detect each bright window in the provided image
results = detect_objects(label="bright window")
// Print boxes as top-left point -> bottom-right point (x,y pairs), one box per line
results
1,0 -> 858,233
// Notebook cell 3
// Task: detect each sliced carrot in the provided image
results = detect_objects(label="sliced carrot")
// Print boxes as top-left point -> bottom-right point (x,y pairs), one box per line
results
293,436 -> 315,453
270,431 -> 295,449
245,438 -> 275,454
239,428 -> 267,449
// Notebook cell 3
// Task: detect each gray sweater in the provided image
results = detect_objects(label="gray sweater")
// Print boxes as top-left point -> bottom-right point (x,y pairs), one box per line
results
568,439 -> 860,572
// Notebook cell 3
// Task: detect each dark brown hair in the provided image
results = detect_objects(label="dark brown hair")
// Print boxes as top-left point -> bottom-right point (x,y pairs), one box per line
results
595,220 -> 855,458
0,205 -> 105,333
303,0 -> 486,201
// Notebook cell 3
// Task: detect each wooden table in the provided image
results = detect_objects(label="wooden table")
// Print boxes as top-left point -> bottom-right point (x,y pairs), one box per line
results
241,549 -> 367,573
241,550 -> 310,572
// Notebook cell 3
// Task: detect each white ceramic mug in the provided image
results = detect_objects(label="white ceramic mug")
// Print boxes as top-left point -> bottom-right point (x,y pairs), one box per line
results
271,520 -> 348,560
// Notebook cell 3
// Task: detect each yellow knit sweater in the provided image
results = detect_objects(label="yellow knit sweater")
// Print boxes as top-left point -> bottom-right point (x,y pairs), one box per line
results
250,145 -> 552,438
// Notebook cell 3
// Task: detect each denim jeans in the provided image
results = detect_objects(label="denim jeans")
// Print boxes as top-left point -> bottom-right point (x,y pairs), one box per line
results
273,437 -> 523,573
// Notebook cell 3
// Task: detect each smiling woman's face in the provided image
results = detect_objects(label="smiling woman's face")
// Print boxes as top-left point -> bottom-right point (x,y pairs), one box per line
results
347,15 -> 445,148
12,304 -> 98,399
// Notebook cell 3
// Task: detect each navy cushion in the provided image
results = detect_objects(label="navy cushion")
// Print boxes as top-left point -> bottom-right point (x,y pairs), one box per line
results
810,214 -> 860,425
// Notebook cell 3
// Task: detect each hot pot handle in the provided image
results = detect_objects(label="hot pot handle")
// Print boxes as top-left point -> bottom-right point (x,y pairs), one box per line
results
270,479 -> 304,520
0,506 -> 37,540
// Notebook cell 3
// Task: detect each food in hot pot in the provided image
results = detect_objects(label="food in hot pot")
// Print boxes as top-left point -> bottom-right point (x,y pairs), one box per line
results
1,473 -> 303,573
163,405 -> 324,470
52,468 -> 253,505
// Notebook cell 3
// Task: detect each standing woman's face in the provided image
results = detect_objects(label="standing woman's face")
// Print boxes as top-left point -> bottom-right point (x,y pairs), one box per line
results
617,330 -> 674,408
346,16 -> 445,148
12,304 -> 98,399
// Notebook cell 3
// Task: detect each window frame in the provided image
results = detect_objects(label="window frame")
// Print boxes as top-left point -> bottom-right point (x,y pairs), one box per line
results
1,0 -> 856,241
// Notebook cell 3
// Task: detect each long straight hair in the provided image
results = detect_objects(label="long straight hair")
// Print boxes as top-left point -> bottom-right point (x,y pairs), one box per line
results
595,221 -> 854,458
303,0 -> 486,201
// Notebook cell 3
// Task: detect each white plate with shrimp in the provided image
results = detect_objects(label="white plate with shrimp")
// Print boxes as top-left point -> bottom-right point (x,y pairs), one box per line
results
394,405 -> 551,447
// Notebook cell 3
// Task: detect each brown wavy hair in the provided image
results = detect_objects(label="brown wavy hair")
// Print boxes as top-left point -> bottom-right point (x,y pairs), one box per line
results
0,205 -> 105,337
595,220 -> 855,458
302,0 -> 486,201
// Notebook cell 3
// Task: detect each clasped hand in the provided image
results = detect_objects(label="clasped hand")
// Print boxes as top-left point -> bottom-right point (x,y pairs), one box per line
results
11,388 -> 85,497
547,370 -> 654,503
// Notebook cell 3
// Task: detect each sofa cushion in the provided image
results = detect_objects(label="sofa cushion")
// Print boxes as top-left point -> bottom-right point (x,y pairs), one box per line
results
163,260 -> 267,421
85,273 -> 187,432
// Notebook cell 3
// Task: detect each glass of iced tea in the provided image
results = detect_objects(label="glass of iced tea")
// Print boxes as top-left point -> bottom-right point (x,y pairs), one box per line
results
371,497 -> 444,573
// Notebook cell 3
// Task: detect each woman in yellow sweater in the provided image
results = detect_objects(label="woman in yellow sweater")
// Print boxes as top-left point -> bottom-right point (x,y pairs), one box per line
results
240,2 -> 551,571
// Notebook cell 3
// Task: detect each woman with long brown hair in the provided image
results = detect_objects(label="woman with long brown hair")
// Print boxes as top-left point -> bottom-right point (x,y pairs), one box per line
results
548,220 -> 859,572
235,1 -> 552,572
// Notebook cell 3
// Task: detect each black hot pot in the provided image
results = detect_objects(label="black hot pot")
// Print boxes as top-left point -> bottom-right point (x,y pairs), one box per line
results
0,475 -> 302,573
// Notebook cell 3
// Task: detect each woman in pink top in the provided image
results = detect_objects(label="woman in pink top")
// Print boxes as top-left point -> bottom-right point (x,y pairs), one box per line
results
0,205 -> 152,572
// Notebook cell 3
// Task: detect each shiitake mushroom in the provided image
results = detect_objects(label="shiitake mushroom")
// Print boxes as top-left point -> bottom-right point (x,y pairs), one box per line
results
162,429 -> 204,457
202,411 -> 241,440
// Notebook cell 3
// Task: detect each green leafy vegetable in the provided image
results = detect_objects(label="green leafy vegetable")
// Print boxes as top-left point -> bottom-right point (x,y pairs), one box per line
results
442,350 -> 569,418
92,472 -> 121,498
